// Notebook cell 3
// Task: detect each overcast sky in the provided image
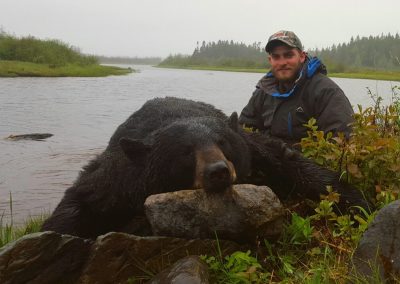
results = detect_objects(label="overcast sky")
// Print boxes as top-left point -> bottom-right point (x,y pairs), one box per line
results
1,0 -> 399,58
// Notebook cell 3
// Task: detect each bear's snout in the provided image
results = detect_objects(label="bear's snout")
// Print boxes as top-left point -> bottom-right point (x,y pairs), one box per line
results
194,144 -> 237,192
204,161 -> 231,192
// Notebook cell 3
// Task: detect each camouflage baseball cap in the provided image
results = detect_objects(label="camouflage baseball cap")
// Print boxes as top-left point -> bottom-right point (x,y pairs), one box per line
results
265,30 -> 303,53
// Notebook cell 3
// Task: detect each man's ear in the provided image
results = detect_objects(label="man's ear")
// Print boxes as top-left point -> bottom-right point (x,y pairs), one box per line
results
228,112 -> 239,132
119,137 -> 151,161
300,51 -> 306,63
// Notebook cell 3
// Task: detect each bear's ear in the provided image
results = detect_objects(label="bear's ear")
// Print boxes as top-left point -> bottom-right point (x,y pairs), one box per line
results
119,137 -> 152,161
228,112 -> 239,132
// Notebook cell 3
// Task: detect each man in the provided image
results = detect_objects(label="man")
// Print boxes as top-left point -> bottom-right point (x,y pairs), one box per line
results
239,30 -> 354,144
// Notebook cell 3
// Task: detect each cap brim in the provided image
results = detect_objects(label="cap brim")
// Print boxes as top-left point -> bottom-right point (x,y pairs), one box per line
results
265,39 -> 298,53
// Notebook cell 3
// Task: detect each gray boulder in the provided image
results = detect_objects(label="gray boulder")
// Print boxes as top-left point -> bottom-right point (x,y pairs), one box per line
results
0,231 -> 91,284
144,184 -> 284,243
353,200 -> 400,282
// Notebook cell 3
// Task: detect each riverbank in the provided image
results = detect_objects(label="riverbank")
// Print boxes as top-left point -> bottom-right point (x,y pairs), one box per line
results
329,71 -> 400,82
0,60 -> 133,77
157,65 -> 400,82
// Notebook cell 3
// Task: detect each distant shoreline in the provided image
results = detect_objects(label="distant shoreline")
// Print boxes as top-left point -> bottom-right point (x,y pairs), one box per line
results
0,60 -> 133,77
157,65 -> 400,82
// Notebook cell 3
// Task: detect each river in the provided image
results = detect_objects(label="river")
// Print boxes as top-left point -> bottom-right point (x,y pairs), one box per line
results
0,65 -> 398,224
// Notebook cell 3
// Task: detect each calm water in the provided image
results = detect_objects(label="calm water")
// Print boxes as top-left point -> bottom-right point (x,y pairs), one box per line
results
0,65 -> 398,224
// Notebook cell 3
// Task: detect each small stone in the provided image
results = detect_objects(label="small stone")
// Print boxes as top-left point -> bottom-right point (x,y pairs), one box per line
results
147,255 -> 209,284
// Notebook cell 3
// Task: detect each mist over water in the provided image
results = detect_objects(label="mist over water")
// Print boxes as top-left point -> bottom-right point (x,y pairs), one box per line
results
0,65 -> 397,224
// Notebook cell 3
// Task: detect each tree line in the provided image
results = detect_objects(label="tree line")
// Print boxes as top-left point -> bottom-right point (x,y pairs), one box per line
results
311,33 -> 400,72
159,40 -> 269,69
160,34 -> 400,72
2,30 -> 398,72
97,56 -> 162,65
0,32 -> 98,67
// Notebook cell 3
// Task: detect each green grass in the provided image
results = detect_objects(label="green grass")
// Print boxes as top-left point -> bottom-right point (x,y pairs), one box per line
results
0,192 -> 48,248
0,60 -> 133,77
157,64 -> 400,82
0,214 -> 47,248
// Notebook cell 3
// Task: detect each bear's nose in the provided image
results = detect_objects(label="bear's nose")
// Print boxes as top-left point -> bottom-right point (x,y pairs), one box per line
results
204,161 -> 231,192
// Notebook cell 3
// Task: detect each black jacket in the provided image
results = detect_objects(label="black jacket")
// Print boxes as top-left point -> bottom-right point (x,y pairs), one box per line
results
239,57 -> 354,143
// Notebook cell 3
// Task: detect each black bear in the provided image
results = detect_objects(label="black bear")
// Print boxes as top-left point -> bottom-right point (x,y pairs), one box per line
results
41,97 -> 251,238
41,97 -> 369,239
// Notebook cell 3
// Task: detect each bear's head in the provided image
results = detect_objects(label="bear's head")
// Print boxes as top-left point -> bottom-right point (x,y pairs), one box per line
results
119,113 -> 251,194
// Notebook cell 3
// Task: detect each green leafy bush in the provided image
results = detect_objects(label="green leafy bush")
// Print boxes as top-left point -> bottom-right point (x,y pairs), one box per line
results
201,250 -> 270,284
284,213 -> 313,245
0,33 -> 98,67
301,87 -> 400,208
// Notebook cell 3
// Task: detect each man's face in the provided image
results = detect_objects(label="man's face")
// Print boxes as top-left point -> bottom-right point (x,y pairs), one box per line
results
268,44 -> 306,82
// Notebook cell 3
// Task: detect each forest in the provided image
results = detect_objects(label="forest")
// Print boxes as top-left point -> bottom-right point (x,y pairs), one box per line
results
159,33 -> 400,74
160,40 -> 267,69
312,33 -> 400,72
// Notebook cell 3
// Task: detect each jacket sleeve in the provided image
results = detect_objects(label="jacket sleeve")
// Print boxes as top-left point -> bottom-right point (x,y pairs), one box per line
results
314,86 -> 354,138
238,88 -> 265,130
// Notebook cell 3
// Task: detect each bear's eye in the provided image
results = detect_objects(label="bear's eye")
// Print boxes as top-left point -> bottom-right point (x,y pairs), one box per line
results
217,138 -> 226,147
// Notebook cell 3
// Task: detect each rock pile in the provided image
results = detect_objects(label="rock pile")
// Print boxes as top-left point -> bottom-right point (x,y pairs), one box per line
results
0,184 -> 285,283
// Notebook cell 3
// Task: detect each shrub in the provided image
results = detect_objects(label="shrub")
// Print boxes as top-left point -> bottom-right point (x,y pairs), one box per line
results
300,87 -> 400,207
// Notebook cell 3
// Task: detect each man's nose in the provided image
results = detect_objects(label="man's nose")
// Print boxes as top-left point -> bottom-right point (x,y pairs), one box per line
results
277,57 -> 287,65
